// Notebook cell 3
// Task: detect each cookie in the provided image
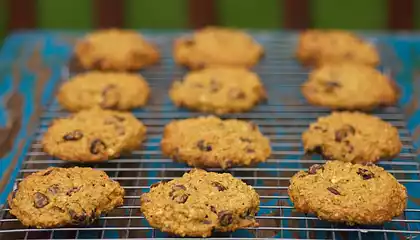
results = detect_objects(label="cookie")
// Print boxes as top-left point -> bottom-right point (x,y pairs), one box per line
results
42,108 -> 147,162
288,161 -> 407,225
8,167 -> 124,228
140,169 -> 259,237
161,116 -> 271,169
173,26 -> 264,69
302,111 -> 402,163
169,67 -> 267,114
301,63 -> 398,110
296,30 -> 379,67
73,29 -> 160,71
57,71 -> 150,111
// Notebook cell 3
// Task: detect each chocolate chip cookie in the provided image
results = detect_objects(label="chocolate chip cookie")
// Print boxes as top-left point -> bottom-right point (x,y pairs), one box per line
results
161,116 -> 271,169
302,111 -> 402,163
296,30 -> 379,67
173,26 -> 264,69
301,63 -> 398,110
140,169 -> 260,237
42,108 -> 147,162
288,161 -> 407,225
57,71 -> 150,111
8,167 -> 124,228
73,29 -> 160,71
169,67 -> 267,114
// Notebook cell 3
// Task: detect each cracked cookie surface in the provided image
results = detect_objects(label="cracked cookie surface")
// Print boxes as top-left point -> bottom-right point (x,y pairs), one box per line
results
74,29 -> 160,71
57,71 -> 150,111
8,167 -> 125,228
173,26 -> 264,69
301,63 -> 398,110
42,108 -> 146,162
302,111 -> 402,163
296,30 -> 379,67
288,161 -> 407,225
161,116 -> 271,169
140,169 -> 260,237
169,67 -> 267,114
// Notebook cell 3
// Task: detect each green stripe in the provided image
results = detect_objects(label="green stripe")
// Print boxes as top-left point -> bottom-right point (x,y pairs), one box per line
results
312,0 -> 386,29
217,0 -> 282,28
0,0 -> 7,45
125,0 -> 187,28
415,1 -> 420,29
36,0 -> 93,29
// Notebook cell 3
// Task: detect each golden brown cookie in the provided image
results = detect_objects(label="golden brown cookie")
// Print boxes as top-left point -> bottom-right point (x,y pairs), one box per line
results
8,167 -> 124,228
57,71 -> 150,111
302,111 -> 402,163
301,63 -> 398,110
169,67 -> 267,114
173,26 -> 264,69
296,30 -> 379,67
42,108 -> 147,162
73,29 -> 160,71
140,169 -> 260,237
288,161 -> 407,225
161,116 -> 271,169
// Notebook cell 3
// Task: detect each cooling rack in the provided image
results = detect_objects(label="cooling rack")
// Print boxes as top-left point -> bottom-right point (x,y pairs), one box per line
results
0,31 -> 419,239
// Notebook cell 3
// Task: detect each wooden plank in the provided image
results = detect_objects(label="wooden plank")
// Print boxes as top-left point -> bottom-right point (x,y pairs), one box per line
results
94,0 -> 124,28
125,0 -> 187,28
188,0 -> 217,28
7,0 -> 36,31
388,0 -> 414,30
36,0 -> 93,29
217,0 -> 281,28
312,0 -> 386,29
283,0 -> 310,29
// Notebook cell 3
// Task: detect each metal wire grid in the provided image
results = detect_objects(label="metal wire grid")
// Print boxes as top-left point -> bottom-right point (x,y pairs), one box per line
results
0,32 -> 419,239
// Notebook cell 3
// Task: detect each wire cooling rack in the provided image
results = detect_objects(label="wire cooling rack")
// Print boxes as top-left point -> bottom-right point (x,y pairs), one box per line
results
0,32 -> 420,239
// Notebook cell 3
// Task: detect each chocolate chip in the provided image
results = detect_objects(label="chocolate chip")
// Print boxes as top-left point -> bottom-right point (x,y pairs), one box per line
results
357,168 -> 375,180
240,137 -> 252,143
69,209 -> 87,224
212,182 -> 227,191
113,115 -> 125,122
308,164 -> 323,174
240,209 -> 253,219
202,220 -> 212,224
63,130 -> 83,141
218,211 -> 233,226
197,140 -> 212,151
173,184 -> 186,191
308,145 -> 323,155
184,39 -> 195,46
100,84 -> 120,109
209,79 -> 221,92
34,192 -> 49,208
90,139 -> 107,154
169,184 -> 187,197
335,125 -> 355,142
246,148 -> 255,153
150,181 -> 165,188
210,206 -> 217,213
324,81 -> 341,93
66,186 -> 81,196
47,184 -> 60,195
173,194 -> 189,203
228,88 -> 246,99
327,187 -> 340,195
42,169 -> 54,176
